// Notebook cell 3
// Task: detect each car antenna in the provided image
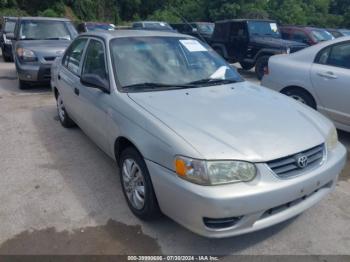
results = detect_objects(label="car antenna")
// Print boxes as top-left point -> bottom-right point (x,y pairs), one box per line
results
169,6 -> 208,44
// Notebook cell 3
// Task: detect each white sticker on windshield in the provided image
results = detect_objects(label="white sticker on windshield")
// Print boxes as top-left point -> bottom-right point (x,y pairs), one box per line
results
180,39 -> 207,52
270,23 -> 278,32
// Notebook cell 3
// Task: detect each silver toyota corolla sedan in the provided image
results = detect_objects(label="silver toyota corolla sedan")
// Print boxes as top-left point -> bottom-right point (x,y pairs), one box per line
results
51,30 -> 347,238
262,36 -> 350,133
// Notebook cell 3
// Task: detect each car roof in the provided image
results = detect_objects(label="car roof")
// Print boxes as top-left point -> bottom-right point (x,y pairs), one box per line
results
216,19 -> 276,24
80,29 -> 193,40
133,21 -> 169,24
18,16 -> 71,22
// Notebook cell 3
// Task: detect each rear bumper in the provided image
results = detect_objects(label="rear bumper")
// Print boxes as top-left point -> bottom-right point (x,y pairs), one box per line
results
147,143 -> 347,238
15,58 -> 52,83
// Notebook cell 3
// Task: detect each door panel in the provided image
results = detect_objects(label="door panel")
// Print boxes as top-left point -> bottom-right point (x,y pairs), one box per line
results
75,38 -> 110,153
311,63 -> 350,125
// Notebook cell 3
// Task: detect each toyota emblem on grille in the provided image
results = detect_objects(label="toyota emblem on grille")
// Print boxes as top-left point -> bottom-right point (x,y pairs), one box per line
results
296,154 -> 309,169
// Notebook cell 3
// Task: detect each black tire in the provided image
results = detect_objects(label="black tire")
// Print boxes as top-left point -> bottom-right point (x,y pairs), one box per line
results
281,88 -> 317,109
239,62 -> 254,71
119,147 -> 161,220
255,55 -> 270,80
19,80 -> 29,90
56,91 -> 76,128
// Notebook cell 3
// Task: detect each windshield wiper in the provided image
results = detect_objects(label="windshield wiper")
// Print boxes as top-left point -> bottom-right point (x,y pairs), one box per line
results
123,82 -> 195,91
187,78 -> 238,86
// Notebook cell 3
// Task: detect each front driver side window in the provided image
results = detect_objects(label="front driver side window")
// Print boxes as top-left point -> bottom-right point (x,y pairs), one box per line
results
82,39 -> 108,81
316,42 -> 350,69
63,38 -> 88,76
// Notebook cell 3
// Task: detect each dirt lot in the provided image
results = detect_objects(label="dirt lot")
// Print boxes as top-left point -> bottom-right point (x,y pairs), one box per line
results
0,54 -> 349,255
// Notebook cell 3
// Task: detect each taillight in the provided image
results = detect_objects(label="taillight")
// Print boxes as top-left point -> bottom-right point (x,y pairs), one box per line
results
263,65 -> 269,75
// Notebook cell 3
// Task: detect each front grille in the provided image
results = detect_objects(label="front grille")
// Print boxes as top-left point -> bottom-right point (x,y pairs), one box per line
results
267,144 -> 325,179
44,56 -> 56,61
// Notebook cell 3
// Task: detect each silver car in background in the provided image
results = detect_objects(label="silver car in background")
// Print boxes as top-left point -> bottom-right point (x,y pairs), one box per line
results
262,36 -> 350,132
8,17 -> 77,89
51,30 -> 346,238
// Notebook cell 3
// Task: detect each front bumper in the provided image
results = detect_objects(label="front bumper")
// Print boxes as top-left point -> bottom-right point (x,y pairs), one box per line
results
147,143 -> 347,238
15,58 -> 52,83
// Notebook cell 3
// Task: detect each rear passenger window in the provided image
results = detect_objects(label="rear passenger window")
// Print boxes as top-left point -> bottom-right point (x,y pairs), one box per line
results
63,38 -> 88,76
316,42 -> 350,69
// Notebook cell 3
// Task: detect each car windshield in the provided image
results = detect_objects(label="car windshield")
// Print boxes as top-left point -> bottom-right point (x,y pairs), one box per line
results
196,23 -> 214,34
87,24 -> 114,31
4,20 -> 16,33
311,29 -> 334,42
340,30 -> 350,36
248,21 -> 281,38
19,20 -> 72,40
110,37 -> 242,91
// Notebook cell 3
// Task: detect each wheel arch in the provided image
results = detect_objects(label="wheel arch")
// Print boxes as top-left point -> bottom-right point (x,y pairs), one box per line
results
280,85 -> 317,108
114,136 -> 144,165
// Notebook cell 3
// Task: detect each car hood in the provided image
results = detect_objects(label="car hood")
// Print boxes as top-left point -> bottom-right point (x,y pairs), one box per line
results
251,36 -> 307,48
128,82 -> 328,162
16,40 -> 71,57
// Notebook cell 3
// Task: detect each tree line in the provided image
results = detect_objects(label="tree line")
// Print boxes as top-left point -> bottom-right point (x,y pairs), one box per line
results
1,0 -> 350,28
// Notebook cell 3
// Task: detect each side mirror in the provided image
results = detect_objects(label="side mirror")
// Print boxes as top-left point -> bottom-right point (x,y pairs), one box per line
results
81,74 -> 110,93
6,32 -> 15,40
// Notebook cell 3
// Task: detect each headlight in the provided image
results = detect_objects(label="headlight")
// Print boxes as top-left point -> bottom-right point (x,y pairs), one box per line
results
326,126 -> 338,151
175,156 -> 257,185
16,48 -> 37,62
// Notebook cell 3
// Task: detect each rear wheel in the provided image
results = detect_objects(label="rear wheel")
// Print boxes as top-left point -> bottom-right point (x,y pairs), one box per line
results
239,62 -> 254,71
56,91 -> 76,128
119,147 -> 161,220
281,88 -> 316,109
19,80 -> 29,90
255,55 -> 270,80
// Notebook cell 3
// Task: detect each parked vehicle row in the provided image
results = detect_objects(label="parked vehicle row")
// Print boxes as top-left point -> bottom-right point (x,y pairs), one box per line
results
50,29 -> 346,238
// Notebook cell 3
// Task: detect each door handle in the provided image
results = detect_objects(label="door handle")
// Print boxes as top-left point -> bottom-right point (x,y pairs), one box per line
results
74,88 -> 80,96
58,74 -> 61,80
317,71 -> 338,79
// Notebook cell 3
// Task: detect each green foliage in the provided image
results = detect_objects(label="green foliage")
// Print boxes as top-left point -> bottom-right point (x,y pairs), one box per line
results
38,8 -> 59,17
0,0 -> 349,28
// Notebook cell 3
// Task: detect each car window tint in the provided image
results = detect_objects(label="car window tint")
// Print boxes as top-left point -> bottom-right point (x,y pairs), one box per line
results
63,38 -> 88,75
83,39 -> 108,80
317,47 -> 331,65
292,31 -> 308,43
327,42 -> 350,69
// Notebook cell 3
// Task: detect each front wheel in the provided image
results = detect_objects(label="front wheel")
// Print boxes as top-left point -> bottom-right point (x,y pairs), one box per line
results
239,62 -> 254,71
255,55 -> 270,80
119,147 -> 161,220
56,91 -> 76,128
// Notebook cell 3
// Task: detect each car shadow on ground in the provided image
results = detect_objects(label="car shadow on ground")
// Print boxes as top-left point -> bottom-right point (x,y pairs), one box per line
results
27,102 -> 297,255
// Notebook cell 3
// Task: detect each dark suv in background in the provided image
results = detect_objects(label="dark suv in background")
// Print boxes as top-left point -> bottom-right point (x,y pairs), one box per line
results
171,22 -> 214,43
7,17 -> 77,89
210,19 -> 307,79
0,16 -> 17,62
77,22 -> 115,33
280,26 -> 335,45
